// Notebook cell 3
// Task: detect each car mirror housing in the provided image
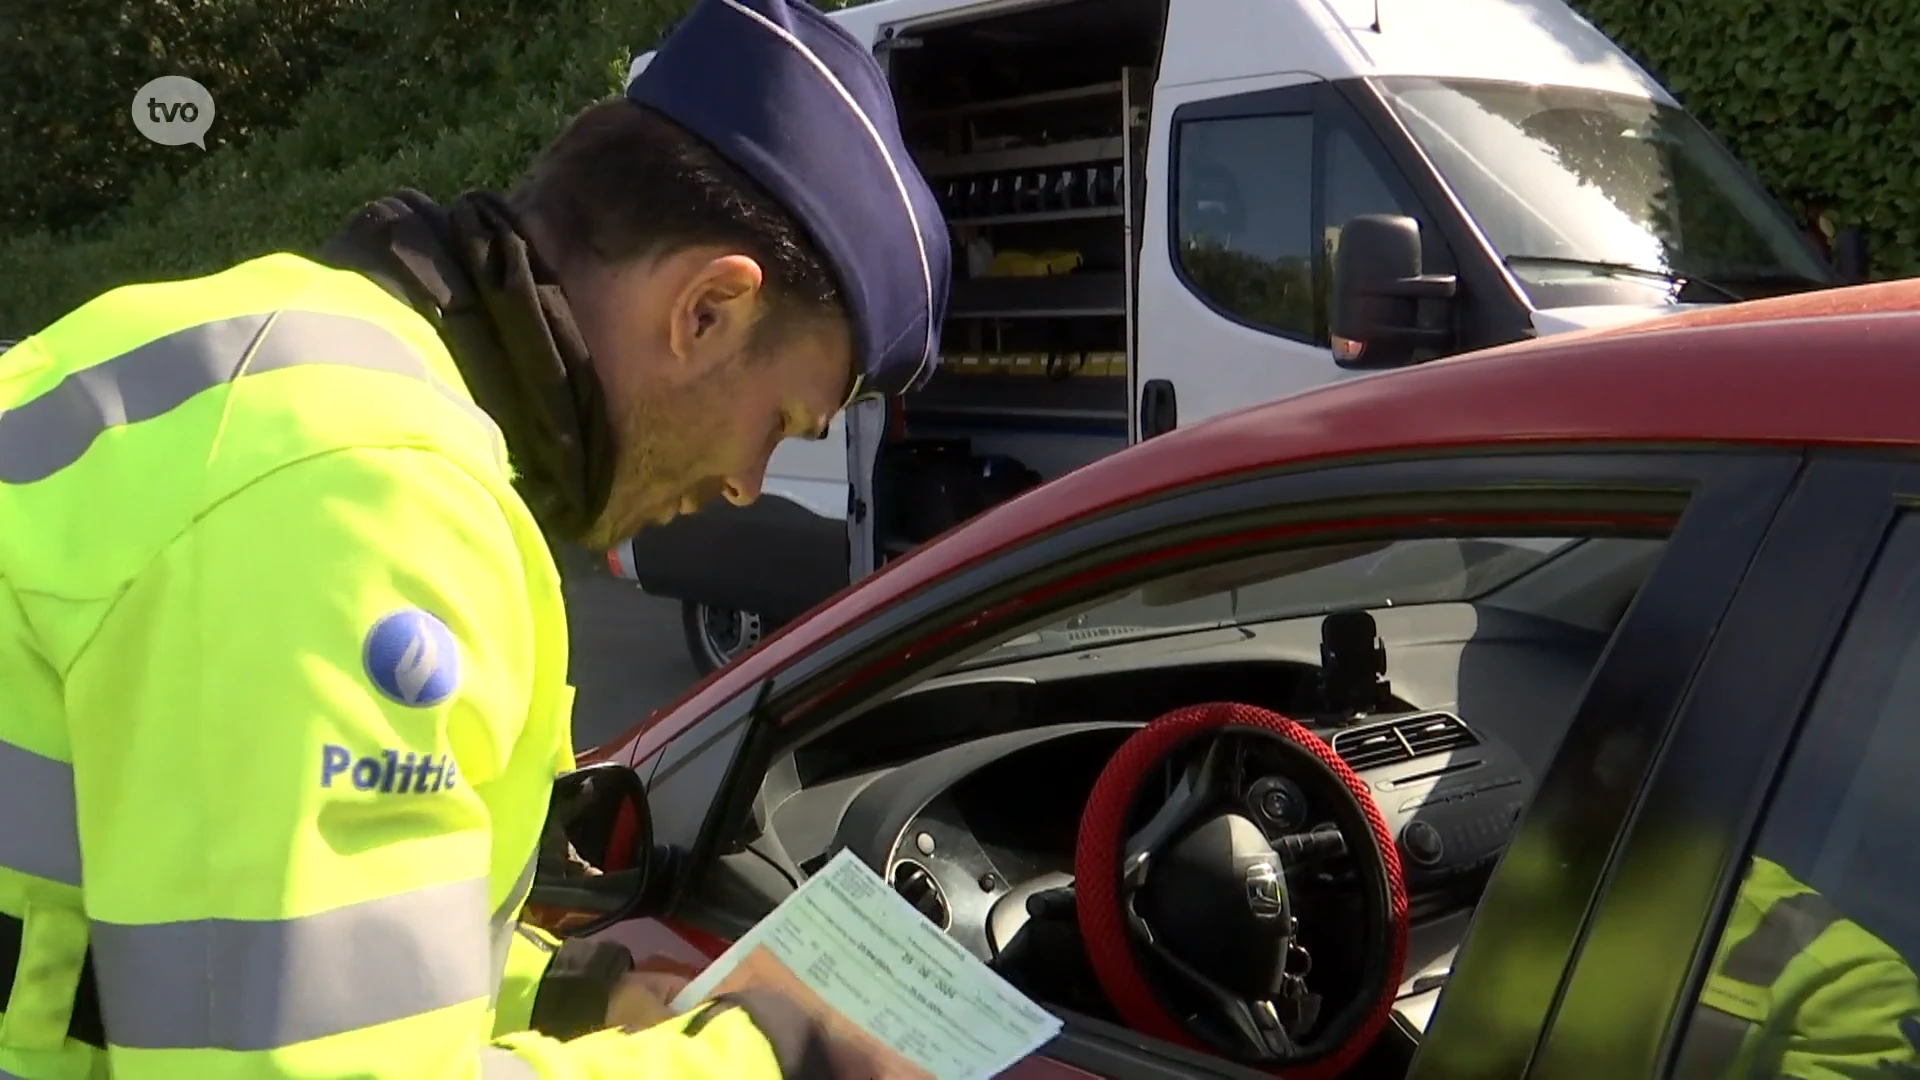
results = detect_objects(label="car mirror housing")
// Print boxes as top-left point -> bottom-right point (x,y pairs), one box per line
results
1330,214 -> 1457,369
524,761 -> 660,936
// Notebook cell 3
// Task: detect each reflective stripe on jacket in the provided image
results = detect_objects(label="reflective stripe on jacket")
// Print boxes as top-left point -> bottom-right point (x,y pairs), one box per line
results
0,254 -> 799,1079
1679,857 -> 1920,1078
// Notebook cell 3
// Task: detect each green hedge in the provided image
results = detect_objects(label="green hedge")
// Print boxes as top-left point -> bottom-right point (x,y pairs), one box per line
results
0,0 -> 373,236
0,0 -> 685,333
0,0 -> 879,334
1574,0 -> 1920,280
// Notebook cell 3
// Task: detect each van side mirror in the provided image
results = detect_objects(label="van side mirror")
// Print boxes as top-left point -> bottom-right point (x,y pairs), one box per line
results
524,761 -> 660,936
1330,214 -> 1457,369
1834,228 -> 1870,285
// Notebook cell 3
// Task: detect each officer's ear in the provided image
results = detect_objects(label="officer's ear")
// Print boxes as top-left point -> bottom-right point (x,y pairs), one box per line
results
669,253 -> 765,373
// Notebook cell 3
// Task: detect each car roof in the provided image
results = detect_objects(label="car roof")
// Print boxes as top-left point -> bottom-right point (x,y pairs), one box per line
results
610,279 -> 1920,759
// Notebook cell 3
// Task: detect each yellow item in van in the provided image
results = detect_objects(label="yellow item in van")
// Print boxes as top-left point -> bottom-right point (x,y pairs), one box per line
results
986,249 -> 1085,277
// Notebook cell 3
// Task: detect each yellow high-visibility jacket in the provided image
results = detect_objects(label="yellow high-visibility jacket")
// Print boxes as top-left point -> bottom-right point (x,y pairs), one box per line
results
1681,857 -> 1920,1078
0,253 -> 821,1079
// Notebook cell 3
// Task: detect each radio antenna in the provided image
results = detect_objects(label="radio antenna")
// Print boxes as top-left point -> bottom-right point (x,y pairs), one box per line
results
1371,0 -> 1382,32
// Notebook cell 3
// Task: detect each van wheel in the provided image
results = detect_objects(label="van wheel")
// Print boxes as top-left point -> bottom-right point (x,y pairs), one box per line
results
682,601 -> 765,674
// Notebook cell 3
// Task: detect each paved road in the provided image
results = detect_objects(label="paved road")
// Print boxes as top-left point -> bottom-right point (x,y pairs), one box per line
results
555,547 -> 703,752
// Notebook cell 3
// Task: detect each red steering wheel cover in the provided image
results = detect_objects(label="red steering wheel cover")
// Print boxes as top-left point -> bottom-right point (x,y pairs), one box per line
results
1074,703 -> 1410,1079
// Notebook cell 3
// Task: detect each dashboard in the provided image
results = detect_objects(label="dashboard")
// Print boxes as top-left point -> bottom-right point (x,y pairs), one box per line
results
725,599 -> 1612,1037
745,601 -> 1606,1032
778,711 -> 1530,957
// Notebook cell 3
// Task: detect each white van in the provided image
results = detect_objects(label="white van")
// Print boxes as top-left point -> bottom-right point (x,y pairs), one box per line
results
613,0 -> 1858,672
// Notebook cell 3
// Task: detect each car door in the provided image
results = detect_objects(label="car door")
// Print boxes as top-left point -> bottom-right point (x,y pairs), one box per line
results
1515,454 -> 1920,1078
606,443 -> 1799,1079
1136,75 -> 1501,439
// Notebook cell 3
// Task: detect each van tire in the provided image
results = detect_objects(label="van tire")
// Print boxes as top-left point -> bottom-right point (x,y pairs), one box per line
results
681,600 -> 766,675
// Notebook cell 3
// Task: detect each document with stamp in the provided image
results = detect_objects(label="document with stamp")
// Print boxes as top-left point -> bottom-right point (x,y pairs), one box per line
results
672,849 -> 1062,1080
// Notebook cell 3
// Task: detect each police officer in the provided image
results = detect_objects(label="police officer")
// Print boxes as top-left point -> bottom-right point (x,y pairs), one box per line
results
0,0 -> 948,1076
1679,856 -> 1920,1077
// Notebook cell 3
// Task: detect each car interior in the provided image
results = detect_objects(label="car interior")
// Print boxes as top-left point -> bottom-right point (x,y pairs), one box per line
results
690,531 -> 1671,1074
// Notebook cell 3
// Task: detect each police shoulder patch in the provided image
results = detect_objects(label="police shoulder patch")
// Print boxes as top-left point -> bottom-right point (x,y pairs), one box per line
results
362,609 -> 460,707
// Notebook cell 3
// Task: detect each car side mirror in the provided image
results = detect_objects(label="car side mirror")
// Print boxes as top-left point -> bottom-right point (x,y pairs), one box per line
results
1834,227 -> 1870,285
523,761 -> 660,937
1330,214 -> 1457,369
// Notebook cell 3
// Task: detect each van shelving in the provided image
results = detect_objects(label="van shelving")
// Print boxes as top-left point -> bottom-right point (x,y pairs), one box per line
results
877,61 -> 1141,555
912,79 -> 1123,122
946,207 -> 1122,228
896,372 -> 1130,434
917,137 -> 1126,179
863,8 -> 1160,574
946,272 -> 1127,319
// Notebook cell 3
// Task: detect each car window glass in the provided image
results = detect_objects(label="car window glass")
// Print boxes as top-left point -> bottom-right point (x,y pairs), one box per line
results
840,532 -> 1669,774
1322,125 -> 1447,275
1319,124 -> 1451,346
1174,112 -> 1315,340
978,536 -> 1585,664
1669,514 -> 1920,1077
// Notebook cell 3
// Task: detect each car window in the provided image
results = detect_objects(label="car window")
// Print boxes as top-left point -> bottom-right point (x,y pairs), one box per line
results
975,536 -> 1584,667
1669,515 -> 1920,1077
1174,112 -> 1316,340
1322,124 -> 1452,280
1320,123 -> 1454,356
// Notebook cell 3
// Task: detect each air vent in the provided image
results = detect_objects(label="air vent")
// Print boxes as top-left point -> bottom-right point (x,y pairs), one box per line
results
1332,727 -> 1413,771
1333,712 -> 1480,771
890,860 -> 950,930
1400,714 -> 1479,757
1062,625 -> 1148,645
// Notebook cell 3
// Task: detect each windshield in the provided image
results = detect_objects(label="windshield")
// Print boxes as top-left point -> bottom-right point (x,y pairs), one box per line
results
972,536 -> 1580,667
1374,77 -> 1835,308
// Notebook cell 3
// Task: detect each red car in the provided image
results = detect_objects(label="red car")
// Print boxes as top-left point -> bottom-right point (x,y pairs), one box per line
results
536,279 -> 1920,1079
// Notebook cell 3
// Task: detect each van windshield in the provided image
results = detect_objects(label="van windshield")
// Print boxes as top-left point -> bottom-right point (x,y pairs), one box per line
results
1374,77 -> 1835,308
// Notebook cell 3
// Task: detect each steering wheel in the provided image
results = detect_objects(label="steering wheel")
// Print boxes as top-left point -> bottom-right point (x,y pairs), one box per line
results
1074,703 -> 1408,1078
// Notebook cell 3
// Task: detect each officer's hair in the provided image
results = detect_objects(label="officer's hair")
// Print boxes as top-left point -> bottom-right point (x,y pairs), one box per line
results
511,99 -> 846,349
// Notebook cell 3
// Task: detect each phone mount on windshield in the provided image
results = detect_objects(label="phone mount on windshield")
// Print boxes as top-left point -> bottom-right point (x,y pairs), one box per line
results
1316,610 -> 1393,725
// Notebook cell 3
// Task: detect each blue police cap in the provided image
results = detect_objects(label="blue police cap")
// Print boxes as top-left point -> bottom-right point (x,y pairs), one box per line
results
628,0 -> 950,401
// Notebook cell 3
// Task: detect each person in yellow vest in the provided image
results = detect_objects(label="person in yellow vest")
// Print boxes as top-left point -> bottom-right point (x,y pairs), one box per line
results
1679,856 -> 1920,1078
0,0 -> 948,1076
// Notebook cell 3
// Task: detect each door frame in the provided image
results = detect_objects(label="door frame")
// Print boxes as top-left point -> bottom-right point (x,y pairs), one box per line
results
1405,449 -> 1804,1080
1525,453 -> 1915,1078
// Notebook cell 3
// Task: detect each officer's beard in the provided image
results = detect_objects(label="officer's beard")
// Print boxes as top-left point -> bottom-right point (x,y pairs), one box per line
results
581,354 -> 746,551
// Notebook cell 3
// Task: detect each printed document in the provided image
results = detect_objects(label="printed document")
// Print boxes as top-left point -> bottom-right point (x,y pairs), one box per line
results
672,848 -> 1062,1079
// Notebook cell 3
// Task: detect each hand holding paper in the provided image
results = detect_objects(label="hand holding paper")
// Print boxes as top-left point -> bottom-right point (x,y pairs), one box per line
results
669,850 -> 1062,1080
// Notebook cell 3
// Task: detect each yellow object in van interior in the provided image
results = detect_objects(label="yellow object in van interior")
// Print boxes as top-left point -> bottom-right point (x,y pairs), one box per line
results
986,250 -> 1085,277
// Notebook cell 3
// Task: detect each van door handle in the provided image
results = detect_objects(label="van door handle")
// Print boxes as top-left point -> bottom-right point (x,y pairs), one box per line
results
1140,379 -> 1177,440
